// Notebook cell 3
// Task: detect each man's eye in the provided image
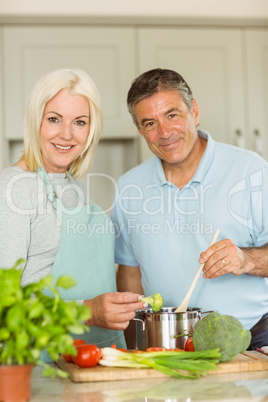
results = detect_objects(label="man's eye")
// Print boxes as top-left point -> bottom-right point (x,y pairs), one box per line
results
145,122 -> 155,128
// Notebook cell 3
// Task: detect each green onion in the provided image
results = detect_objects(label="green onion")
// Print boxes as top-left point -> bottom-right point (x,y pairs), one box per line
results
100,348 -> 221,379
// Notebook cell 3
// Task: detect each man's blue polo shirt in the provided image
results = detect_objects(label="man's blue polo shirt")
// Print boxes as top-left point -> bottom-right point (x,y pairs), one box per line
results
111,130 -> 268,329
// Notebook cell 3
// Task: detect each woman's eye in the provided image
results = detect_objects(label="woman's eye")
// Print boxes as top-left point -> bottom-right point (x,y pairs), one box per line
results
48,117 -> 59,123
75,120 -> 86,127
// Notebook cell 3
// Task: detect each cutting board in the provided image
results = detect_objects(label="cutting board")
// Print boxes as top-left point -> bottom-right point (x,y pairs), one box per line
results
56,351 -> 268,383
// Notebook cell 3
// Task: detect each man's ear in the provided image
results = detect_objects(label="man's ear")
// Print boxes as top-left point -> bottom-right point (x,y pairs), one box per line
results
192,99 -> 200,126
136,124 -> 144,138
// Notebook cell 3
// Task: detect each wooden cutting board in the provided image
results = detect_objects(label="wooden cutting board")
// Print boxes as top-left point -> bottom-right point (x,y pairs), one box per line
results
56,351 -> 268,383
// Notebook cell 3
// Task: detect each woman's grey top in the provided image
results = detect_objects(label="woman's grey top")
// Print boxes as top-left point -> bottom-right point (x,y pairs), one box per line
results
0,166 -> 85,286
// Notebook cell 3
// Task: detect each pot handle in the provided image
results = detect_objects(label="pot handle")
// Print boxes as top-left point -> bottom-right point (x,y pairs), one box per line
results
133,317 -> 146,331
201,310 -> 214,316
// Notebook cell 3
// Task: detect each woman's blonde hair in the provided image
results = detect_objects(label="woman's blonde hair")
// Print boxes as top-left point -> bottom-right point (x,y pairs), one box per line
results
23,68 -> 102,179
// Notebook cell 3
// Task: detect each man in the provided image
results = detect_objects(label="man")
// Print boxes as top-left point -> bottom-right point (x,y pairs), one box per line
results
111,68 -> 268,349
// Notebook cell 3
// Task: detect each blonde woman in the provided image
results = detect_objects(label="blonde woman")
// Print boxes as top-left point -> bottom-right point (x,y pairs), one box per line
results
0,69 -> 146,358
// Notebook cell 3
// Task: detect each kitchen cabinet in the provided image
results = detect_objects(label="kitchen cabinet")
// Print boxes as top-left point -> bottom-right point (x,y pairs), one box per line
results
0,27 -> 8,172
0,24 -> 267,193
3,26 -> 136,141
1,26 -> 138,209
137,27 -> 268,162
245,29 -> 268,159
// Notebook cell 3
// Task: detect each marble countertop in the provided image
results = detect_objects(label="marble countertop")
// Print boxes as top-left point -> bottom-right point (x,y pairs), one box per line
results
31,365 -> 268,401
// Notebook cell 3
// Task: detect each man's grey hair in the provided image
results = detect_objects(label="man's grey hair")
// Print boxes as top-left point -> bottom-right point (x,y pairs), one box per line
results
127,68 -> 194,128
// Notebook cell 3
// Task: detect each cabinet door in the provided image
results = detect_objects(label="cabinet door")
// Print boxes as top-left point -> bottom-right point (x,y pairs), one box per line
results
3,27 -> 136,140
138,28 -> 246,161
245,29 -> 268,161
0,27 -> 8,172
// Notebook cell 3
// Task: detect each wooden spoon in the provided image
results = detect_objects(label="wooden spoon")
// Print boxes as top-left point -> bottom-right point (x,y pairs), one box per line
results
174,228 -> 221,313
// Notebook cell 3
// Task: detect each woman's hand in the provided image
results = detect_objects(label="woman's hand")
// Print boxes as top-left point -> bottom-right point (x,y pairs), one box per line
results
83,292 -> 147,330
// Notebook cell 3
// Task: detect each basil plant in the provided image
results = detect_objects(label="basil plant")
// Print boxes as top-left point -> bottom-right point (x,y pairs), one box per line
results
0,259 -> 90,377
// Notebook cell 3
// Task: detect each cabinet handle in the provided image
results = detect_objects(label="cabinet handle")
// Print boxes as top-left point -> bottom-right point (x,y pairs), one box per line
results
235,129 -> 245,148
254,129 -> 263,156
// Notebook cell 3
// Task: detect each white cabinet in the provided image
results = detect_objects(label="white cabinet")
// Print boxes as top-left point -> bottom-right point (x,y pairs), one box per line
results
245,29 -> 268,159
2,26 -> 138,210
137,27 -> 268,161
1,24 -> 268,177
3,26 -> 136,141
0,27 -> 8,172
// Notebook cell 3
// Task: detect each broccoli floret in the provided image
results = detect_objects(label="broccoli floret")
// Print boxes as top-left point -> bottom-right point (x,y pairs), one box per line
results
141,293 -> 164,312
192,312 -> 252,362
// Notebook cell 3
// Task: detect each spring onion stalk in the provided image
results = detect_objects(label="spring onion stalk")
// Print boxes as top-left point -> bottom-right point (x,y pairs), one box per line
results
99,359 -> 148,368
100,348 -> 221,379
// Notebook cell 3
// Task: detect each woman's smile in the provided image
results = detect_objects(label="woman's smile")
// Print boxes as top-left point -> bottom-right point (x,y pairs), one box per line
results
52,143 -> 76,151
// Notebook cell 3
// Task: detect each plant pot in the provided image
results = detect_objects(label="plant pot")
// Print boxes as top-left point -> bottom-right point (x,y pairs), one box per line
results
0,364 -> 34,402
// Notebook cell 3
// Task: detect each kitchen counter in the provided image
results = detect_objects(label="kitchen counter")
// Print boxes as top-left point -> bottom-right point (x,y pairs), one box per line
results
31,365 -> 268,401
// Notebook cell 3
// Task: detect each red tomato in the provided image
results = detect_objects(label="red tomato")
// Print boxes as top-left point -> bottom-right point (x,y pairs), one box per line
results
184,337 -> 195,351
63,339 -> 86,362
73,339 -> 86,347
72,344 -> 101,368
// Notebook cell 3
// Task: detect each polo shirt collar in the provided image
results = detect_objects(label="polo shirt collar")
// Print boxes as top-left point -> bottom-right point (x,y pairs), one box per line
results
151,129 -> 215,187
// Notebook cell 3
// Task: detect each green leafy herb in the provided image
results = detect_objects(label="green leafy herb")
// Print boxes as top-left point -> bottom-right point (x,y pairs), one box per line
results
0,259 -> 91,378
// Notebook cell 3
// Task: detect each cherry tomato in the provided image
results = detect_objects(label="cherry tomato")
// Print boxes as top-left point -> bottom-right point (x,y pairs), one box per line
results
184,337 -> 195,351
63,339 -> 86,362
72,344 -> 101,368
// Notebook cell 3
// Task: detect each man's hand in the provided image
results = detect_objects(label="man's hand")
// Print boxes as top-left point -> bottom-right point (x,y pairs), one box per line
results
199,239 -> 256,279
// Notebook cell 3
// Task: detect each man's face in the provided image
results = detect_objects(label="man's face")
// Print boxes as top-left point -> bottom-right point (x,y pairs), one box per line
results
134,90 -> 200,169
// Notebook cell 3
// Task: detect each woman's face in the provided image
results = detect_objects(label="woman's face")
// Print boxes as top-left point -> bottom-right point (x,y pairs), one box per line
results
40,89 -> 90,173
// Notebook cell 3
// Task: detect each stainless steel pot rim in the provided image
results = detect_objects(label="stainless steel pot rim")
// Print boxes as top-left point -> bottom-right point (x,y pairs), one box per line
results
135,306 -> 202,314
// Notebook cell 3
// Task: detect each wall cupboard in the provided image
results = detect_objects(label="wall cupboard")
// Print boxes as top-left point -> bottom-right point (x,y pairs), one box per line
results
1,26 -> 138,209
138,27 -> 268,161
0,24 -> 267,207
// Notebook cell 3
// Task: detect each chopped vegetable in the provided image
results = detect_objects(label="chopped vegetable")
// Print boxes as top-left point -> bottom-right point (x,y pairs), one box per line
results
111,344 -> 127,352
146,347 -> 166,352
100,347 -> 221,379
141,293 -> 164,312
192,312 -> 252,362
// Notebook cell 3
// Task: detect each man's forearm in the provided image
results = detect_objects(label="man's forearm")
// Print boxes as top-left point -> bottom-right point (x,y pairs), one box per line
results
242,243 -> 268,277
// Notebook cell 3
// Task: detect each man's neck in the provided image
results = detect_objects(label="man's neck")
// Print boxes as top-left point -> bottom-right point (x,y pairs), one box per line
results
162,136 -> 207,189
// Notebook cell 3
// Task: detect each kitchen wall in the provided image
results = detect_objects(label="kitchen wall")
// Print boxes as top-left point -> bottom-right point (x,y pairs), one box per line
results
0,0 -> 267,19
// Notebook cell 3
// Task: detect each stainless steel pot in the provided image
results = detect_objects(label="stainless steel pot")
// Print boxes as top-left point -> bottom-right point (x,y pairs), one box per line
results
133,307 -> 208,350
